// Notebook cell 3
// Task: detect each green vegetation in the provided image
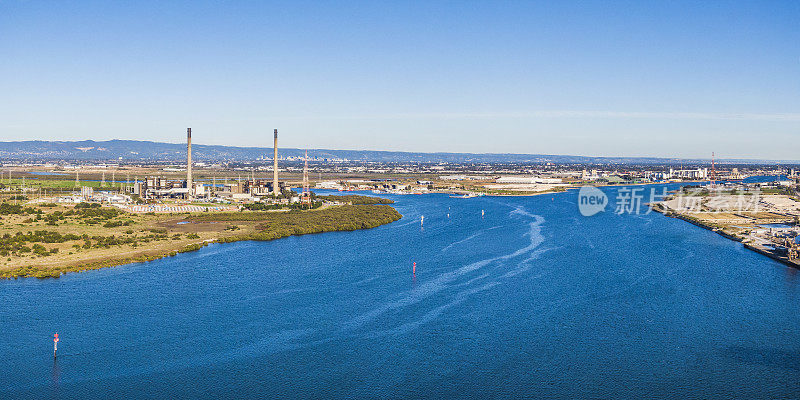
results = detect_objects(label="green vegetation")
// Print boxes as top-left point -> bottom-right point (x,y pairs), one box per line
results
178,242 -> 208,253
243,200 -> 322,211
0,228 -> 177,260
5,252 -> 175,279
0,178 -> 120,189
316,194 -> 394,205
242,194 -> 393,209
1,200 -> 402,279
214,205 -> 402,242
760,187 -> 791,195
0,203 -> 39,215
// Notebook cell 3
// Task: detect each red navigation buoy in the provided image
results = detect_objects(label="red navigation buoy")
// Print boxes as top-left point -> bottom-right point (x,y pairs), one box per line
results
413,262 -> 416,275
53,333 -> 59,358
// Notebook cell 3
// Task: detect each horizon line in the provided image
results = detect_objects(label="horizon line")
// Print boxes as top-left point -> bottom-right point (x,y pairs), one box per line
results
1,138 -> 799,164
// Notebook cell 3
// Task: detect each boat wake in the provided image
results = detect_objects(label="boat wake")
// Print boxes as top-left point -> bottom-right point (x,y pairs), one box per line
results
341,205 -> 547,335
439,225 -> 502,253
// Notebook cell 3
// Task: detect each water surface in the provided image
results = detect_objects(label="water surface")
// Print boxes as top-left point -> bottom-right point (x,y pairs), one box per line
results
3,186 -> 800,399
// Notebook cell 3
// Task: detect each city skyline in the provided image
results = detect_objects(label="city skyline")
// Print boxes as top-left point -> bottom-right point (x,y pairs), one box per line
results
2,1 -> 798,159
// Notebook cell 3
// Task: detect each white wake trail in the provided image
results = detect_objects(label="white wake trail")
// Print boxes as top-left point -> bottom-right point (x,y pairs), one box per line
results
340,205 -> 546,334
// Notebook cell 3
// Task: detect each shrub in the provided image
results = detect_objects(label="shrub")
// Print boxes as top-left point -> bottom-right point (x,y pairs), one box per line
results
316,195 -> 394,205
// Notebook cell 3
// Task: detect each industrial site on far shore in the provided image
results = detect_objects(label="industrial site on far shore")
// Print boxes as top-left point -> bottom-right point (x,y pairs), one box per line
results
2,129 -> 798,205
0,129 -> 799,277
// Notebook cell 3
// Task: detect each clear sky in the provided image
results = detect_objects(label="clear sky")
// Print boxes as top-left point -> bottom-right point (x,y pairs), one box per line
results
1,1 -> 798,159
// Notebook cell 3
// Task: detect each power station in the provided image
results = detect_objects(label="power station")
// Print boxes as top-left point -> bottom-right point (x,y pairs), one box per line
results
302,149 -> 311,204
127,128 -> 296,202
186,128 -> 193,199
273,129 -> 279,195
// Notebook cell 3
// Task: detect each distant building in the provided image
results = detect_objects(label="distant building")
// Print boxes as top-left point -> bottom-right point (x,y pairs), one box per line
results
495,176 -> 562,184
80,186 -> 93,200
668,168 -> 708,180
602,175 -> 629,184
439,175 -> 489,181
127,177 -> 197,199
316,181 -> 341,189
218,179 -> 287,201
728,168 -> 745,180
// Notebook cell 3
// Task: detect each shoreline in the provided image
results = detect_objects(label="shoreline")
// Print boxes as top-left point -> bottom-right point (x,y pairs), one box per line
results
434,179 -> 710,197
433,188 -> 567,197
1,205 -> 402,280
652,205 -> 800,269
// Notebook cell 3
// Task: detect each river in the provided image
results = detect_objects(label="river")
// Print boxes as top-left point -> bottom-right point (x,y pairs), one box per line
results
3,185 -> 800,399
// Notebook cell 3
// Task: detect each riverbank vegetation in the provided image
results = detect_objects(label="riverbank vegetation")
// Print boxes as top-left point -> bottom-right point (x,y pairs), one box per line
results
315,195 -> 394,205
217,205 -> 401,242
0,200 -> 401,279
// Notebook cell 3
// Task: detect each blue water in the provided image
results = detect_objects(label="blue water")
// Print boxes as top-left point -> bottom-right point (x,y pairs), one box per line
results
743,175 -> 788,183
27,172 -> 67,176
3,186 -> 800,399
758,224 -> 794,229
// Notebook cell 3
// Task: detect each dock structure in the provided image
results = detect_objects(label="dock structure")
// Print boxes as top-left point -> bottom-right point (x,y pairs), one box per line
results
744,241 -> 800,269
652,203 -> 800,270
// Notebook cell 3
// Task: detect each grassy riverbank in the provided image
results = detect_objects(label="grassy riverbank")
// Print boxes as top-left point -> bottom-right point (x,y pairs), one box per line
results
0,202 -> 401,279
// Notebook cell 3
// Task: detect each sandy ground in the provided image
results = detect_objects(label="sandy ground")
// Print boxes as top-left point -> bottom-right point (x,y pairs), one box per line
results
481,183 -> 568,192
0,208 -> 254,274
662,194 -> 800,216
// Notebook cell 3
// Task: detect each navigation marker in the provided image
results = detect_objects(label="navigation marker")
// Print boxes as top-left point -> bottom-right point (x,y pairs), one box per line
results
53,333 -> 59,358
413,262 -> 416,275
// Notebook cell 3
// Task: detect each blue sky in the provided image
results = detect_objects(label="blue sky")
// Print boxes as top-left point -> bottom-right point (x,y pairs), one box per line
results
1,1 -> 798,159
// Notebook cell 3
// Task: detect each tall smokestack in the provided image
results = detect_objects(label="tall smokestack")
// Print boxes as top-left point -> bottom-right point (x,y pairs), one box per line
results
273,129 -> 279,195
187,128 -> 193,199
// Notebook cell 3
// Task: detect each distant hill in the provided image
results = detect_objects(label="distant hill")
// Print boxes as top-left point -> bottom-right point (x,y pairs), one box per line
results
0,140 -> 794,165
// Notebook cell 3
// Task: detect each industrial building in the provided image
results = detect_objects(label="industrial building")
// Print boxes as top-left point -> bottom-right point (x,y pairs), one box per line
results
219,179 -> 287,200
495,176 -> 563,184
667,168 -> 709,180
127,127 -> 291,202
128,176 -> 206,199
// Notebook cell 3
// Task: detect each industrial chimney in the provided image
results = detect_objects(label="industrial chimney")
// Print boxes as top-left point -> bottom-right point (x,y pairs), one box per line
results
273,129 -> 279,196
187,128 -> 193,199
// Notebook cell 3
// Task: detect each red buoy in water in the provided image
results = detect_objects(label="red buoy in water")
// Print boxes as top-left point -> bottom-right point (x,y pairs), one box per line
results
413,262 -> 416,275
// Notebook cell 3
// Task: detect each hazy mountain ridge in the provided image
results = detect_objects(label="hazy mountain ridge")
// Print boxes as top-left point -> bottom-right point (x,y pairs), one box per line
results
0,140 -> 793,165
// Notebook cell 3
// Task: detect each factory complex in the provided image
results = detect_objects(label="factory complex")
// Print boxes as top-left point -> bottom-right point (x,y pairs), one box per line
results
55,128 -> 313,208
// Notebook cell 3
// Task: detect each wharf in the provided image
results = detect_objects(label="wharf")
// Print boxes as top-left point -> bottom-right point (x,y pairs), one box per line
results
652,206 -> 800,270
743,242 -> 800,269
